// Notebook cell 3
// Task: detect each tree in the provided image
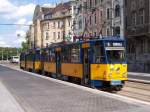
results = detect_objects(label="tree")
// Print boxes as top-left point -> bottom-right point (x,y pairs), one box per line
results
21,41 -> 29,52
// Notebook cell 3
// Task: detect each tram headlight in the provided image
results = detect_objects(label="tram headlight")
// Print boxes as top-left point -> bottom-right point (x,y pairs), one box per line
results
123,64 -> 126,67
110,64 -> 114,71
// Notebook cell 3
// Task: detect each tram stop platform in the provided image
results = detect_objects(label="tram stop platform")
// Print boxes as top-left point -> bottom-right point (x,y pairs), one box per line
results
0,65 -> 150,112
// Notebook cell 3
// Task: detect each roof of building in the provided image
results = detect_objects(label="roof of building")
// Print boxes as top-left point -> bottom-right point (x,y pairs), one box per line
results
44,1 -> 74,16
41,7 -> 53,15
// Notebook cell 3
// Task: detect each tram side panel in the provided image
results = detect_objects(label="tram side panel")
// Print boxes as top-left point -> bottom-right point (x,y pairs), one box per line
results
43,49 -> 56,74
61,63 -> 83,78
61,45 -> 83,79
20,53 -> 26,69
26,53 -> 34,72
34,51 -> 42,73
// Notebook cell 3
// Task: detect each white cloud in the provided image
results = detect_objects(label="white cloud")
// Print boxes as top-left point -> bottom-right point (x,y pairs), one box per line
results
0,0 -> 17,13
0,0 -> 36,19
15,18 -> 27,24
0,31 -> 26,48
0,37 -> 10,47
13,37 -> 25,45
42,4 -> 55,8
27,21 -> 33,25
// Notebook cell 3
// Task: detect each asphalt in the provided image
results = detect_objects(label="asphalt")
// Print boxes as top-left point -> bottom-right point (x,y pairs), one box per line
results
0,65 -> 150,112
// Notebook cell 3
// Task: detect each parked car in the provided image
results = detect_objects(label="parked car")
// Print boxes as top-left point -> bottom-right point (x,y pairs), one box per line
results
10,56 -> 19,63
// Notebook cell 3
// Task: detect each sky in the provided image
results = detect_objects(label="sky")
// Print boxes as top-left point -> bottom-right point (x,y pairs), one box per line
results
0,0 -> 67,48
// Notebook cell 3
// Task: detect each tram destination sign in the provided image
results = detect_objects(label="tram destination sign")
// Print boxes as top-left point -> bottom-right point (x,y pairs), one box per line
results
106,42 -> 123,47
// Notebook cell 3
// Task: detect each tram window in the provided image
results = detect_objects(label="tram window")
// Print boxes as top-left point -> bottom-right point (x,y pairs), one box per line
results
42,51 -> 49,62
62,47 -> 71,63
93,43 -> 104,63
28,54 -> 34,61
35,53 -> 40,61
49,50 -> 55,62
107,50 -> 125,62
71,45 -> 80,63
20,54 -> 25,61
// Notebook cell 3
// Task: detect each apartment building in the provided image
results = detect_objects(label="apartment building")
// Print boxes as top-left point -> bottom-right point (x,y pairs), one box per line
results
105,0 -> 124,38
28,1 -> 76,48
26,25 -> 34,48
73,0 -> 124,40
125,0 -> 150,72
41,1 -> 76,47
32,5 -> 53,48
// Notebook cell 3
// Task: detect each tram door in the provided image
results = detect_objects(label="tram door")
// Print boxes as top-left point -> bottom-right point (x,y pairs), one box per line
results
56,51 -> 61,74
83,48 -> 90,85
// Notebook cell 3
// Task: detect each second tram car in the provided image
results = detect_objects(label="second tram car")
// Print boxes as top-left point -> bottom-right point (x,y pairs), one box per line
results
20,37 -> 127,90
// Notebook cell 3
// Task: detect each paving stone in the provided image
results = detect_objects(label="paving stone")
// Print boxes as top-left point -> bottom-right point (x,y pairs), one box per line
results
0,65 -> 150,112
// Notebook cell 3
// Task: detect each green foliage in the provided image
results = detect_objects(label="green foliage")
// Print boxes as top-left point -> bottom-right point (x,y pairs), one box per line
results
0,47 -> 20,60
21,41 -> 29,52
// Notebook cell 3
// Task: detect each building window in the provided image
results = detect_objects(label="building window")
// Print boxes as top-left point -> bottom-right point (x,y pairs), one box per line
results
84,18 -> 86,26
62,31 -> 64,40
89,0 -> 92,8
46,43 -> 49,47
139,40 -> 144,53
94,13 -> 97,24
53,22 -> 55,28
94,32 -> 97,37
114,27 -> 120,37
139,9 -> 144,24
107,8 -> 110,19
47,23 -> 50,29
100,11 -> 103,22
148,40 -> 150,53
95,0 -> 97,6
139,0 -> 144,9
131,0 -> 136,11
89,16 -> 92,25
131,12 -> 136,25
128,42 -> 135,53
58,21 -> 60,28
53,32 -> 56,40
115,4 -> 120,17
79,20 -> 82,29
68,19 -> 71,27
46,32 -> 49,40
107,28 -> 110,36
58,32 -> 60,39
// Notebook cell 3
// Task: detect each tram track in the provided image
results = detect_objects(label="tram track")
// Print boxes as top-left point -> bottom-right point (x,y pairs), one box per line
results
117,80 -> 150,102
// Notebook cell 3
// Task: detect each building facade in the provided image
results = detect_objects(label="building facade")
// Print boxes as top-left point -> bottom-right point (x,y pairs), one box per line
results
27,25 -> 34,48
41,1 -> 76,47
125,0 -> 150,72
29,1 -> 76,48
73,0 -> 124,40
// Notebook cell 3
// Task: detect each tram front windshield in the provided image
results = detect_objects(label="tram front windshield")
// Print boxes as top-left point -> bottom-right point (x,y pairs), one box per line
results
106,49 -> 125,63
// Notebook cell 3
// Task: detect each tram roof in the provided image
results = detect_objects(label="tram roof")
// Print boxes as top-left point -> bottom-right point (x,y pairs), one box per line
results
45,37 -> 125,48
